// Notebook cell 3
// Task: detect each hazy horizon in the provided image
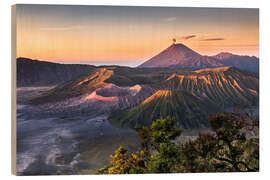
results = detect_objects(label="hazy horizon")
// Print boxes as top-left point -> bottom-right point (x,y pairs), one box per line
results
16,5 -> 259,66
18,45 -> 260,67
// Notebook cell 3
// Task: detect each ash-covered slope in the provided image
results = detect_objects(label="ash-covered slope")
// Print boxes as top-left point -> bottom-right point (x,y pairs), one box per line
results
28,68 -> 115,104
110,66 -> 259,129
161,66 -> 259,107
29,66 -> 258,110
139,43 -> 204,68
110,90 -> 216,129
28,67 -> 157,105
17,57 -> 96,87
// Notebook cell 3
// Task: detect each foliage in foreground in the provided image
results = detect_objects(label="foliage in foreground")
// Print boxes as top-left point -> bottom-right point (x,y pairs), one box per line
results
97,113 -> 259,174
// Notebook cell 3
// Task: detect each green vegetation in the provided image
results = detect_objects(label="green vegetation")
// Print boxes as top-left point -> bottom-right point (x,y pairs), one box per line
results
110,90 -> 216,129
162,66 -> 259,107
109,66 -> 258,129
97,113 -> 259,174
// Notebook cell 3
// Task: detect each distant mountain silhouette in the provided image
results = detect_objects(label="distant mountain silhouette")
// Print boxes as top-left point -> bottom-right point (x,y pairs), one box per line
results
17,57 -> 96,87
213,52 -> 259,72
138,43 -> 259,72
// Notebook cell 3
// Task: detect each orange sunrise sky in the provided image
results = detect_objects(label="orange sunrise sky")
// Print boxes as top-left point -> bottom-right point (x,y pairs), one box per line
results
16,5 -> 259,67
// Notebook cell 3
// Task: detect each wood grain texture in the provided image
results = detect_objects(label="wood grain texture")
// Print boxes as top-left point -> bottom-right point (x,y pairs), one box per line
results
11,4 -> 17,175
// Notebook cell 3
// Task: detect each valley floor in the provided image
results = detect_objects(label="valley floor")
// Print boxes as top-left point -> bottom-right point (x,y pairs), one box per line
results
16,87 -> 140,175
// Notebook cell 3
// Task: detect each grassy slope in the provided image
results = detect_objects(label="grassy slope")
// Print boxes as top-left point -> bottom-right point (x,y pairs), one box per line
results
110,90 -> 217,129
109,67 -> 259,129
161,67 -> 259,108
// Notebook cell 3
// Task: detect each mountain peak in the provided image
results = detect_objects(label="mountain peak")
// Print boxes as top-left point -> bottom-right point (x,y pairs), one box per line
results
73,68 -> 114,88
138,43 -> 201,68
214,52 -> 234,59
168,43 -> 199,52
173,43 -> 187,47
142,90 -> 172,104
168,43 -> 194,51
138,43 -> 259,72
214,52 -> 259,60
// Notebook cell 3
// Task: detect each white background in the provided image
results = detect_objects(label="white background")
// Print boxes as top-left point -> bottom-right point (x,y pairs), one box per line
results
1,0 -> 269,179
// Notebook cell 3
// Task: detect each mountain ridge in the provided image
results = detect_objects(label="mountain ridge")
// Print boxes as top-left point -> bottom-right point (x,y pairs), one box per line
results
109,90 -> 216,129
20,61 -> 259,129
17,57 -> 96,87
159,66 -> 258,107
138,43 -> 259,72
109,66 -> 258,129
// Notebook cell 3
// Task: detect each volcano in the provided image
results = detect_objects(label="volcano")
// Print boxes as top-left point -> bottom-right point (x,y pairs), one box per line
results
138,43 -> 223,69
109,90 -> 216,129
138,43 -> 259,72
110,66 -> 259,129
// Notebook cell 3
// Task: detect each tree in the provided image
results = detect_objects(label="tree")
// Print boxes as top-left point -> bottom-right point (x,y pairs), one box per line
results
96,113 -> 259,174
97,117 -> 182,174
146,117 -> 182,173
208,113 -> 259,172
179,133 -> 218,173
96,145 -> 148,174
180,113 -> 259,172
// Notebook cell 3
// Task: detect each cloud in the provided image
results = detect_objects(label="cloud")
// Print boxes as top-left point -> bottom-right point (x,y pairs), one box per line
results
200,38 -> 225,41
162,17 -> 177,22
180,35 -> 196,40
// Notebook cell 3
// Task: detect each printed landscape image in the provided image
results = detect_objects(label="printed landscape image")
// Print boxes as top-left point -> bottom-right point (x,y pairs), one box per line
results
15,5 -> 259,175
